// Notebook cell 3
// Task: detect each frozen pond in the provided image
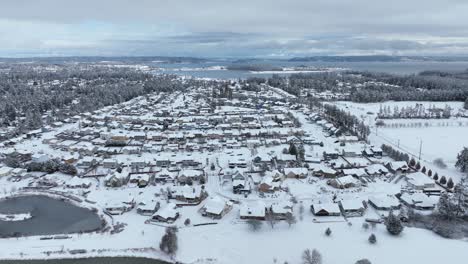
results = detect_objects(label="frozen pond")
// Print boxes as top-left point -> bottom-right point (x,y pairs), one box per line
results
0,195 -> 103,237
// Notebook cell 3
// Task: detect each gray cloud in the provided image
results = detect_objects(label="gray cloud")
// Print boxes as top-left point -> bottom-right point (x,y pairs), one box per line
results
1,0 -> 468,57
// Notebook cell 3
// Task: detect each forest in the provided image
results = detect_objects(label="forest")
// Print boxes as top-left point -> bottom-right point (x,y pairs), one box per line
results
0,64 -> 192,138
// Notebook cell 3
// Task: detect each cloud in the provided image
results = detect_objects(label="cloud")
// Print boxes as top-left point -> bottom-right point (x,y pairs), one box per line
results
1,0 -> 468,57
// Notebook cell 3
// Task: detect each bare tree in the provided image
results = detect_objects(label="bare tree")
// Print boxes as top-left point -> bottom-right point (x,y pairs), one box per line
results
247,219 -> 262,232
302,249 -> 322,264
266,213 -> 278,229
285,213 -> 297,227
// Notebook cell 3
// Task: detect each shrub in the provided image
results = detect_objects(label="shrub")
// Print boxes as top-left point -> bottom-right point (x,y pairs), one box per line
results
368,234 -> 377,244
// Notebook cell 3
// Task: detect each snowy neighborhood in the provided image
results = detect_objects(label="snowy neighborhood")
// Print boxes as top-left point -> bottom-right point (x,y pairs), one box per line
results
0,64 -> 468,264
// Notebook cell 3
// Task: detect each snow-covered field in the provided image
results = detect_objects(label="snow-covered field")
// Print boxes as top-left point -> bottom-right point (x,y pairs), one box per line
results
335,101 -> 468,183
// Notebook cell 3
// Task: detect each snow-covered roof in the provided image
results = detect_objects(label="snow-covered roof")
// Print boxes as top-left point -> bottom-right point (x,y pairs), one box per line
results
240,202 -> 266,218
204,197 -> 227,215
312,203 -> 341,214
153,203 -> 178,219
407,172 -> 434,187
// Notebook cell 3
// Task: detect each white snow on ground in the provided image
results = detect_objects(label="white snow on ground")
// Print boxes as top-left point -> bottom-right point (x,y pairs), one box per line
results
335,101 -> 468,183
0,89 -> 467,264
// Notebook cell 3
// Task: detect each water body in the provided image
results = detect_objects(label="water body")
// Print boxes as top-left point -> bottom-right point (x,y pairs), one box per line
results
0,195 -> 103,237
151,61 -> 468,79
0,257 -> 170,264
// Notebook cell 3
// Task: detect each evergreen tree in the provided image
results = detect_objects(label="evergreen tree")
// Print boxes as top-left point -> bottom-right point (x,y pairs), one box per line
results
368,234 -> 377,244
455,147 -> 468,173
159,227 -> 178,256
447,178 -> 454,189
325,227 -> 332,236
385,210 -> 404,235
440,176 -> 447,185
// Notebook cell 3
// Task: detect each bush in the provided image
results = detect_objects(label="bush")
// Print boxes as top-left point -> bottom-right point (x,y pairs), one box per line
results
184,218 -> 191,226
368,234 -> 377,244
362,222 -> 369,230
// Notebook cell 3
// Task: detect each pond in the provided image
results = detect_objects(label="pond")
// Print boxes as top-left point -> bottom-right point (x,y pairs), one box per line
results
0,195 -> 103,237
0,257 -> 170,264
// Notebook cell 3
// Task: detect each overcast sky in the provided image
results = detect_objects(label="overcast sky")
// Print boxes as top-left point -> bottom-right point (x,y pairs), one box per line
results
1,0 -> 468,58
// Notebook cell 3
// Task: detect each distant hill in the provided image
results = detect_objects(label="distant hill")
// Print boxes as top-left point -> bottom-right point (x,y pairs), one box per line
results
288,55 -> 468,62
0,56 -> 210,64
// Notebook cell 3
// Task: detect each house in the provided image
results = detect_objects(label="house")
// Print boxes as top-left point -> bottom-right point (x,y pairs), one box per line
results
269,202 -> 293,219
406,172 -> 435,190
284,167 -> 308,179
365,164 -> 389,176
339,200 -> 366,216
312,165 -> 338,178
258,176 -> 281,192
171,185 -> 204,203
78,156 -> 98,167
105,169 -> 130,187
0,167 -> 13,177
368,195 -> 400,210
66,177 -> 92,189
152,203 -> 179,223
154,168 -> 177,183
137,201 -> 160,216
342,168 -> 368,178
311,203 -> 341,216
386,161 -> 409,173
397,192 -> 437,210
328,175 -> 359,189
370,146 -> 383,157
323,149 -> 340,160
201,197 -> 231,219
233,179 -> 251,194
129,173 -> 151,188
103,158 -> 119,169
178,169 -> 204,184
240,202 -> 266,220
104,198 -> 134,215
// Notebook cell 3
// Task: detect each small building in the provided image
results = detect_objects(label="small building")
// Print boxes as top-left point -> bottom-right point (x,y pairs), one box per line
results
240,202 -> 266,220
368,195 -> 400,210
137,201 -> 160,216
339,200 -> 366,217
105,169 -> 130,187
311,203 -> 341,216
269,202 -> 293,219
65,177 -> 92,189
201,197 -> 231,219
406,172 -> 435,190
398,192 -> 437,210
152,203 -> 179,223
328,175 -> 359,189
284,167 -> 308,179
386,161 -> 409,173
